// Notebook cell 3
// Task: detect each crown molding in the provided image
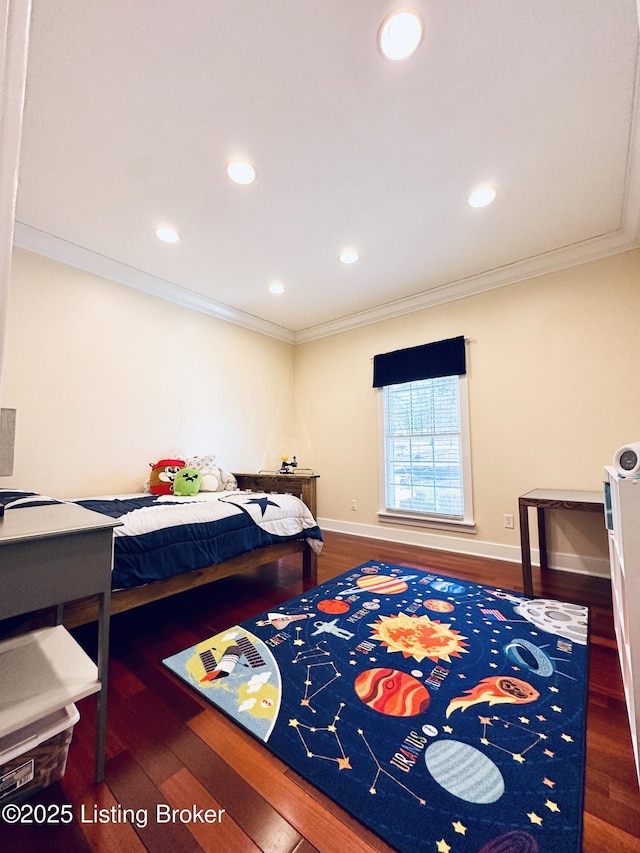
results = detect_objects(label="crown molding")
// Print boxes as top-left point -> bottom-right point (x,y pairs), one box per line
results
13,217 -> 640,349
9,8 -> 640,348
13,41 -> 640,349
296,41 -> 640,342
293,226 -> 640,343
12,222 -> 297,344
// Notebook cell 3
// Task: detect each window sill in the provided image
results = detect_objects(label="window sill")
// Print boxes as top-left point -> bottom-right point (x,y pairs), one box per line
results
377,510 -> 477,535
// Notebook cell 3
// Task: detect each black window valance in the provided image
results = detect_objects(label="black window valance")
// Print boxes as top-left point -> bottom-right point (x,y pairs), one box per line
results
372,335 -> 466,388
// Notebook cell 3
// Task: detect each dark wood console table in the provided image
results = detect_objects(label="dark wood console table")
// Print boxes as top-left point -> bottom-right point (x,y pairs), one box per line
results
518,488 -> 604,598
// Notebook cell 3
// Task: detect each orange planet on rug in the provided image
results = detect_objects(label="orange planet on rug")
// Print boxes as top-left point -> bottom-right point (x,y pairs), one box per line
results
317,598 -> 350,614
354,667 -> 431,716
423,599 -> 455,613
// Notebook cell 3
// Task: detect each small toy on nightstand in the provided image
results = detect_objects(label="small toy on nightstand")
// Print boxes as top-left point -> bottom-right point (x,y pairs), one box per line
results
278,455 -> 298,474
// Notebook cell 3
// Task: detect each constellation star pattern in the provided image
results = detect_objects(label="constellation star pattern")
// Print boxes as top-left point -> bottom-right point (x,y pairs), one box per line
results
299,661 -> 341,711
479,714 -> 547,761
288,704 -> 351,769
358,729 -> 427,805
292,642 -> 330,664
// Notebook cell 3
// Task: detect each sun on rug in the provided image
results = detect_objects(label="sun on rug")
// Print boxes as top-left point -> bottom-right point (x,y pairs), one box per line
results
163,561 -> 589,852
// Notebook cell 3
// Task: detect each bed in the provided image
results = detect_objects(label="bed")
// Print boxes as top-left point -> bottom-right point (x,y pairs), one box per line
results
0,474 -> 322,628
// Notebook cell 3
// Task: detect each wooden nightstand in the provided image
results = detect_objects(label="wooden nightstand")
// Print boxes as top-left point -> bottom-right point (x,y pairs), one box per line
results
233,473 -> 319,518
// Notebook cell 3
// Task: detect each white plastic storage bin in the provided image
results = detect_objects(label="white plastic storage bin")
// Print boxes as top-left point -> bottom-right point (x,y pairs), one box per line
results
0,704 -> 79,804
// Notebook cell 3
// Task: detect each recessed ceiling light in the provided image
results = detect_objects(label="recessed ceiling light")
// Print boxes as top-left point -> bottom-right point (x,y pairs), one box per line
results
268,281 -> 286,295
378,9 -> 424,61
155,226 -> 180,243
467,186 -> 497,208
339,248 -> 360,264
226,160 -> 257,185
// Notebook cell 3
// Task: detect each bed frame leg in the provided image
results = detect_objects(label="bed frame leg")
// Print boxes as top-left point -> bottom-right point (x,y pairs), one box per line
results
303,545 -> 317,588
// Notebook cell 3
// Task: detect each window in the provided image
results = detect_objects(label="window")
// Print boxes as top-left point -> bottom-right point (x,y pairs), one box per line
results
374,337 -> 474,532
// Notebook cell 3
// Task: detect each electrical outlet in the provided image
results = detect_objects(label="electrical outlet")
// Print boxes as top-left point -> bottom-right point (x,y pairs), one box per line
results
504,513 -> 514,529
350,499 -> 358,511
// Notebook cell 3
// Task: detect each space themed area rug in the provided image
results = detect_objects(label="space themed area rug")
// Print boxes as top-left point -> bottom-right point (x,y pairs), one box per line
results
163,561 -> 589,852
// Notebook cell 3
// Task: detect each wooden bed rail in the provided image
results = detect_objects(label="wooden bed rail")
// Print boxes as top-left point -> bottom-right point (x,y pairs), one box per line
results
62,474 -> 320,628
63,539 -> 317,628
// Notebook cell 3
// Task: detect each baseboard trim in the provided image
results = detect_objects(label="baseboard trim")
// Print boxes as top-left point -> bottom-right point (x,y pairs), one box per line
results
318,517 -> 611,580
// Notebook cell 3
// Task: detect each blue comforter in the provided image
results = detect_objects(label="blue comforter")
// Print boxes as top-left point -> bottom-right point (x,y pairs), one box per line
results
0,489 -> 323,590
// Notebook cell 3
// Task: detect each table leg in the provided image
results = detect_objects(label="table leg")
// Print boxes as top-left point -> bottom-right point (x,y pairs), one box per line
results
537,507 -> 548,573
302,544 -> 317,588
519,501 -> 534,598
95,590 -> 110,783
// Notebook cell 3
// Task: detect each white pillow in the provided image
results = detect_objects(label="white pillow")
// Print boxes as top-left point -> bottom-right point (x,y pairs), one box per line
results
201,472 -> 220,492
185,455 -> 237,492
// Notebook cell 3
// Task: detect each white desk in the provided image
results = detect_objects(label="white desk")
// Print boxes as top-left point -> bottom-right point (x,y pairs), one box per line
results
0,502 -> 120,782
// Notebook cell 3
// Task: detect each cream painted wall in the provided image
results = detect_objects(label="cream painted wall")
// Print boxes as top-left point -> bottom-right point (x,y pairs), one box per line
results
294,249 -> 640,573
2,249 -> 295,497
4,246 -> 639,573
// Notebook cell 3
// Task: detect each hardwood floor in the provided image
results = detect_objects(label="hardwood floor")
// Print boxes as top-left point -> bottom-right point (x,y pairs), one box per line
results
2,530 -> 639,852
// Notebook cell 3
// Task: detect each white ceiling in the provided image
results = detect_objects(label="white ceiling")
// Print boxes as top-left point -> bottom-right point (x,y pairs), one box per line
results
14,0 -> 640,343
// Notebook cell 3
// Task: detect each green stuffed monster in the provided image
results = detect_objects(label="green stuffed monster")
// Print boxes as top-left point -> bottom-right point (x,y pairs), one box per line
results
172,467 -> 203,496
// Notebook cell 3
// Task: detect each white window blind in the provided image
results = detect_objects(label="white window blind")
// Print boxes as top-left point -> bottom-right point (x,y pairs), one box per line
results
383,376 -> 464,518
